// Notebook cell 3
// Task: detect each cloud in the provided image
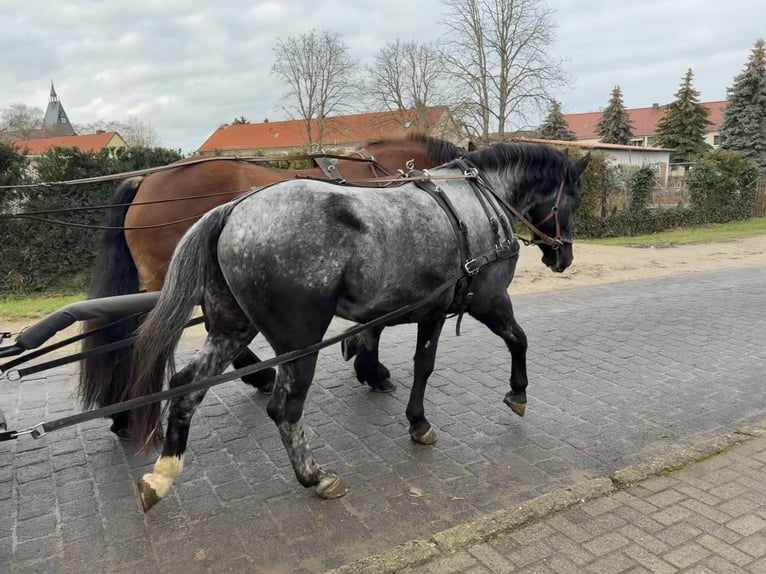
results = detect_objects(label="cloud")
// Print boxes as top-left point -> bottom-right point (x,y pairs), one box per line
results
1,0 -> 764,153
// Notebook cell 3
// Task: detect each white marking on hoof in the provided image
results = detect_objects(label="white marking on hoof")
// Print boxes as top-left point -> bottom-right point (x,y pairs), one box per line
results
141,455 -> 184,500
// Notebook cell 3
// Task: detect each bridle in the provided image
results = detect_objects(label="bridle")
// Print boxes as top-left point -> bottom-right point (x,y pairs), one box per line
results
455,158 -> 570,250
526,180 -> 569,250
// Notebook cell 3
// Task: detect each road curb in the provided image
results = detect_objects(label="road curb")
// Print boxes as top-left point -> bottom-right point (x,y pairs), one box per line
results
327,420 -> 766,574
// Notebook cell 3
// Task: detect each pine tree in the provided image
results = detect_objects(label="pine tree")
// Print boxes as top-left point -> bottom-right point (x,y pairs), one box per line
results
719,38 -> 766,174
655,69 -> 711,163
596,86 -> 634,145
539,100 -> 576,141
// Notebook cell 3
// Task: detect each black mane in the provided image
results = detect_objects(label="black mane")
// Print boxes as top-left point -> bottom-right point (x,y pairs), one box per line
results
462,142 -> 570,179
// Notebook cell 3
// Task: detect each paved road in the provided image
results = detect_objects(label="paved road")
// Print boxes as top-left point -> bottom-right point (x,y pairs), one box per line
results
1,267 -> 765,573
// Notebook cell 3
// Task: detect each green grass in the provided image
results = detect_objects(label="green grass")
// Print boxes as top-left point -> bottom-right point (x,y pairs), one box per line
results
0,293 -> 86,321
588,217 -> 766,247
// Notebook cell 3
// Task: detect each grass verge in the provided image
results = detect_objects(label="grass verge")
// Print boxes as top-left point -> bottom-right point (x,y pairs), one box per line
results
587,217 -> 766,247
0,293 -> 86,322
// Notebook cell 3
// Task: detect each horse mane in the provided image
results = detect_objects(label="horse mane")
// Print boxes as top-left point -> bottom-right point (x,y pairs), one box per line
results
364,131 -> 465,167
462,142 -> 571,185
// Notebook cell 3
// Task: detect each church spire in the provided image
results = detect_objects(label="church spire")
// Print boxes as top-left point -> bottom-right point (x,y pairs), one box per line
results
42,81 -> 76,137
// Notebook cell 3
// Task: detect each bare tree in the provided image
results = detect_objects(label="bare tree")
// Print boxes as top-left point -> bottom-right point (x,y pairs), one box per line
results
439,0 -> 567,143
366,40 -> 448,131
76,115 -> 159,148
0,103 -> 43,138
271,29 -> 358,148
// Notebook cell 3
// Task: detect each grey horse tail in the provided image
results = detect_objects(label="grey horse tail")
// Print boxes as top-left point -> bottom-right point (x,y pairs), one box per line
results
126,202 -> 235,444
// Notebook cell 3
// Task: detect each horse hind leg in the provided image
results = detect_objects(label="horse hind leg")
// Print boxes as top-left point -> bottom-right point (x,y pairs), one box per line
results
201,301 -> 276,394
138,292 -> 258,511
344,326 -> 395,393
258,294 -> 346,499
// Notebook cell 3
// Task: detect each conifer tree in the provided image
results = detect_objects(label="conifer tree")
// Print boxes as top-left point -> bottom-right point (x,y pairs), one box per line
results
719,38 -> 766,174
596,86 -> 634,145
655,68 -> 711,163
539,100 -> 576,141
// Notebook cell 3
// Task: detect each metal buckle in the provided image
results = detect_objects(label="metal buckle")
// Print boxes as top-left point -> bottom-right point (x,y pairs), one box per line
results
464,258 -> 481,275
14,422 -> 47,440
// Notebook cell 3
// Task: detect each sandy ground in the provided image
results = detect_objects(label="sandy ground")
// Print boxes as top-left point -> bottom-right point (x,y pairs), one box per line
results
510,233 -> 766,294
2,234 -> 766,349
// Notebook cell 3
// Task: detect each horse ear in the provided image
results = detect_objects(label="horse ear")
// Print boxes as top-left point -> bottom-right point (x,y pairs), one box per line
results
576,152 -> 591,176
467,140 -> 477,152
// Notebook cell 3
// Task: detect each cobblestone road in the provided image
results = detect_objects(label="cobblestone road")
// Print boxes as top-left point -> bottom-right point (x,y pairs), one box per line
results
1,267 -> 765,573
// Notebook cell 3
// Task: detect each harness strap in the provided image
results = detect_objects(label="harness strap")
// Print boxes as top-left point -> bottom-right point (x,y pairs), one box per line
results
313,157 -> 346,183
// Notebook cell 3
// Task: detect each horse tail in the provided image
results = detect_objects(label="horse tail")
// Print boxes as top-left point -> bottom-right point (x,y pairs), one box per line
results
78,177 -> 143,411
127,203 -> 234,445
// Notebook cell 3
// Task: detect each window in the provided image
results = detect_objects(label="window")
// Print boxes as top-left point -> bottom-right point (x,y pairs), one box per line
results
713,135 -> 721,146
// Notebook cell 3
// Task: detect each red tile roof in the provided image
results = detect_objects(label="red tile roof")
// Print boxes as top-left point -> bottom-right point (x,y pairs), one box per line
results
563,101 -> 728,140
198,106 -> 451,152
12,132 -> 122,155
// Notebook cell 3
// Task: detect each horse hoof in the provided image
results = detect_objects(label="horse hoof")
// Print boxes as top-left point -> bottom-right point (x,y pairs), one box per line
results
411,426 -> 438,445
137,477 -> 162,513
242,367 -> 276,394
341,338 -> 357,361
316,476 -> 348,499
503,396 -> 526,417
370,378 -> 396,393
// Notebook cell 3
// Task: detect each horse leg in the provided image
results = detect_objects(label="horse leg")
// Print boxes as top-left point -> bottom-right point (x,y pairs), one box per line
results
471,294 -> 528,417
407,316 -> 445,445
201,301 -> 275,394
345,326 -> 395,393
267,355 -> 347,499
138,301 -> 257,512
233,347 -> 276,394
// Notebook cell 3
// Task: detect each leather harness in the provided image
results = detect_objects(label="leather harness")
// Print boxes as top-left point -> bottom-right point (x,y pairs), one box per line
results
408,159 -> 519,335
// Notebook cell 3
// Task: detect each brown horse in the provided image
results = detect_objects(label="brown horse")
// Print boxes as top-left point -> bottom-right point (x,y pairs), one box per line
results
80,132 -> 467,438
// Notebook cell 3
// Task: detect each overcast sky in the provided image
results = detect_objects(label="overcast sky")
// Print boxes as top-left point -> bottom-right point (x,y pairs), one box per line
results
1,0 -> 764,154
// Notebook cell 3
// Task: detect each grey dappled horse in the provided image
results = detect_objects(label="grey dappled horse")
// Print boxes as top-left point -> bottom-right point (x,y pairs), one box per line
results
126,143 -> 589,511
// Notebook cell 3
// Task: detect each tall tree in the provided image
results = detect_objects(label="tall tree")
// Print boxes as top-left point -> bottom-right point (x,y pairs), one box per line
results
0,103 -> 43,138
538,99 -> 576,140
271,29 -> 358,148
439,0 -> 567,144
366,39 -> 447,132
596,86 -> 634,145
719,38 -> 766,175
655,69 -> 711,163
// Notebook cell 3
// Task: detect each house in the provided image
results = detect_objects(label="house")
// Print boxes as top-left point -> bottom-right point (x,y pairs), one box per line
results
196,106 -> 466,156
12,131 -> 128,157
563,101 -> 728,150
513,137 -> 673,186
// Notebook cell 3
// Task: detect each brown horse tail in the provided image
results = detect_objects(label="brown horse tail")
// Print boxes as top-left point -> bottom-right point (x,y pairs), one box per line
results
126,203 -> 234,445
78,177 -> 144,412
